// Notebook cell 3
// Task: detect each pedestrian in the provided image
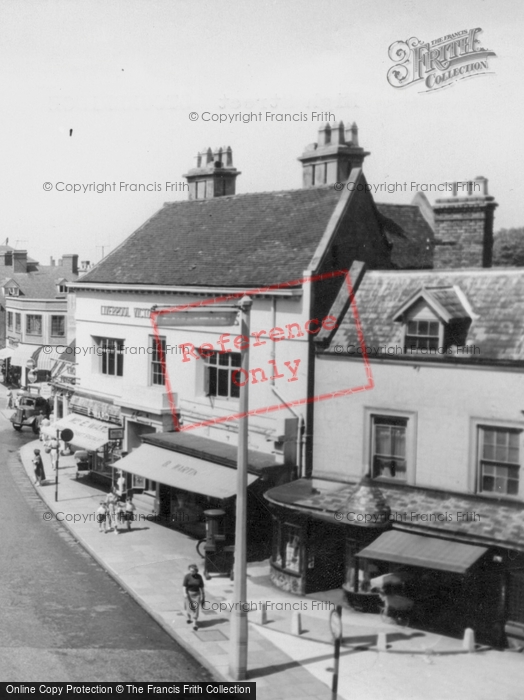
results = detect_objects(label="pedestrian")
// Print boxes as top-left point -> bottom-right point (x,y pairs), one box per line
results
96,501 -> 108,533
35,411 -> 45,435
32,448 -> 46,486
6,389 -> 13,409
183,564 -> 205,631
105,488 -> 118,530
125,496 -> 136,530
115,470 -> 126,501
114,500 -> 125,535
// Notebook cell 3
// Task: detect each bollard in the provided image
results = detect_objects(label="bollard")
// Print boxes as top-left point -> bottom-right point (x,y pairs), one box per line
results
254,602 -> 267,625
377,631 -> 388,651
291,611 -> 302,635
463,627 -> 476,652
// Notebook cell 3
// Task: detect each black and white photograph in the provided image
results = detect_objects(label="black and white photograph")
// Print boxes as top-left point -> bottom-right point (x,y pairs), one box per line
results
1,1 -> 524,698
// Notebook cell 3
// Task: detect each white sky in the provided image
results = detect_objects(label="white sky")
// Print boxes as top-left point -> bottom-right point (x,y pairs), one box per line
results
1,0 -> 522,264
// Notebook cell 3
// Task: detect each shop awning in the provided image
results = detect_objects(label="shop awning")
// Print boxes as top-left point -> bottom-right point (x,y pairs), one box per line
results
50,413 -> 112,451
9,344 -> 39,367
33,346 -> 64,371
357,530 -> 488,574
112,443 -> 258,500
0,347 -> 13,360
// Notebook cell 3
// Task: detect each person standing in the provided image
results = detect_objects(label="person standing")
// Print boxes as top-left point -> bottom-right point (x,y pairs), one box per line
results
6,389 -> 13,409
96,502 -> 108,533
183,564 -> 205,631
105,488 -> 117,531
32,449 -> 46,486
115,471 -> 126,501
114,500 -> 125,535
50,438 -> 59,472
125,497 -> 136,530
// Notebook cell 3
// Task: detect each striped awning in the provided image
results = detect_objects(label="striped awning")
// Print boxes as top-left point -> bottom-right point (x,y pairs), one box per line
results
357,530 -> 488,574
33,346 -> 64,371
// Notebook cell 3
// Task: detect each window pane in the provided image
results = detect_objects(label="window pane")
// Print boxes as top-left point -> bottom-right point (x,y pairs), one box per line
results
407,321 -> 417,334
218,353 -> 230,366
231,376 -> 240,398
375,426 -> 391,455
391,428 -> 406,457
217,369 -> 229,396
208,367 -> 217,395
231,353 -> 241,367
418,320 -> 428,335
429,321 -> 439,335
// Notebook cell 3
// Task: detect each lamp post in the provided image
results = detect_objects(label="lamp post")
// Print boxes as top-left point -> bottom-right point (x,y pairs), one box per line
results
229,295 -> 252,680
152,296 -> 253,679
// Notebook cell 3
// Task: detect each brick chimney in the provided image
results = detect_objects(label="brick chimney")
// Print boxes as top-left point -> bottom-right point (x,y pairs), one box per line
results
184,146 -> 240,200
433,177 -> 498,269
61,254 -> 79,274
13,250 -> 28,273
298,121 -> 370,187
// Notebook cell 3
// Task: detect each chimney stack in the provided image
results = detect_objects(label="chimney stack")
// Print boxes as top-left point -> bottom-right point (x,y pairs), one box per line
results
61,254 -> 79,275
13,250 -> 28,273
433,177 -> 498,269
298,121 -> 370,187
184,146 -> 240,200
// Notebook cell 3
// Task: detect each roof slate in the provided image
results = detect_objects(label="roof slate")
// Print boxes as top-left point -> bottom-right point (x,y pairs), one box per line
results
320,268 -> 524,361
77,188 -> 435,287
0,266 -> 78,298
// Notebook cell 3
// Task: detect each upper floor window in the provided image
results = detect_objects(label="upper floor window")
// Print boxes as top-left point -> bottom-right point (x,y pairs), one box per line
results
404,319 -> 440,351
478,426 -> 520,497
15,313 -> 21,331
203,351 -> 241,399
99,338 -> 124,377
26,314 -> 42,335
51,315 -> 65,337
372,415 -> 407,480
7,312 -> 13,330
151,336 -> 166,386
6,286 -> 19,296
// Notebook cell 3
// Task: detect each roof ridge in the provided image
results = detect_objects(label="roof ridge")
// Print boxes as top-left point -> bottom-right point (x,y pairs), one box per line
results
161,184 -> 337,206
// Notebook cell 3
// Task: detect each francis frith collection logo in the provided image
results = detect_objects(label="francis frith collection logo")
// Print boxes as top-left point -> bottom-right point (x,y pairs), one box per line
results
387,28 -> 497,92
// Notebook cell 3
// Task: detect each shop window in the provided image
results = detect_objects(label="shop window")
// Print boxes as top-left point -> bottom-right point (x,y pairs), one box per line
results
508,571 -> 524,623
99,338 -> 124,377
273,521 -> 302,574
478,426 -> 520,496
7,312 -> 12,330
203,351 -> 241,399
51,315 -> 65,337
15,313 -> 21,331
372,415 -> 407,480
150,335 -> 166,386
26,314 -> 42,335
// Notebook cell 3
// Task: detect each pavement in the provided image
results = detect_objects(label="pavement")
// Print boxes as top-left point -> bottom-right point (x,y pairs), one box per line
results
3,390 -> 524,698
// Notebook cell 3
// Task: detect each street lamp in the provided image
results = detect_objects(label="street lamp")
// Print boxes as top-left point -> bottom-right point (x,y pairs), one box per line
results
229,295 -> 252,680
151,296 -> 253,679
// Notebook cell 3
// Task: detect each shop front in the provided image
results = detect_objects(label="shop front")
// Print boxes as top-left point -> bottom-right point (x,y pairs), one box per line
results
266,476 -> 524,647
265,476 -> 391,596
112,431 -> 293,552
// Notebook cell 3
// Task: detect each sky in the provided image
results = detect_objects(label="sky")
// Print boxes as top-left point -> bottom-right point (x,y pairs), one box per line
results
1,0 -> 522,265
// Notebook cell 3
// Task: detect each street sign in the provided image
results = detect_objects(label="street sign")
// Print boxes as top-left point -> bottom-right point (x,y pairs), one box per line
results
60,428 -> 74,443
153,306 -> 239,328
108,427 -> 124,440
26,358 -> 36,369
27,370 -> 37,383
329,608 -> 343,641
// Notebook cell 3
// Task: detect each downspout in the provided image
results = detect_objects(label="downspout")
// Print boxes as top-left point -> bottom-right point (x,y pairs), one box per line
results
269,297 -> 305,478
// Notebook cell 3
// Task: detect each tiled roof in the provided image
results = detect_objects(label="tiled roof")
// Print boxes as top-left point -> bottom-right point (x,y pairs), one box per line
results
376,204 -> 434,269
319,268 -> 524,361
426,286 -> 469,319
78,188 -> 434,288
0,266 -> 78,298
265,478 -> 524,552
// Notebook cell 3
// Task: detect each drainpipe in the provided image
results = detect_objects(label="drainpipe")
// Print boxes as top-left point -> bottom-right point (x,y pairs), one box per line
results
269,297 -> 305,478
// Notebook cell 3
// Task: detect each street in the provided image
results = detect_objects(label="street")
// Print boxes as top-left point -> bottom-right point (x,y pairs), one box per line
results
0,408 -> 213,683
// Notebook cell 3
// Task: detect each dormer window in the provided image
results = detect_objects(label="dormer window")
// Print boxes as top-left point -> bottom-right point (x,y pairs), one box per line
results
405,319 -> 440,351
393,285 -> 472,355
56,279 -> 68,294
5,286 -> 19,296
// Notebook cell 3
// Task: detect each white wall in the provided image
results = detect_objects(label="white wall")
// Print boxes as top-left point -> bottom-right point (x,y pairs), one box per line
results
313,354 -> 524,498
74,286 -> 326,453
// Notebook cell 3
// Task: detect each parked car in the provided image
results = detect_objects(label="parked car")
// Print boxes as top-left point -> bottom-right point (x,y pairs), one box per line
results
10,388 -> 50,433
